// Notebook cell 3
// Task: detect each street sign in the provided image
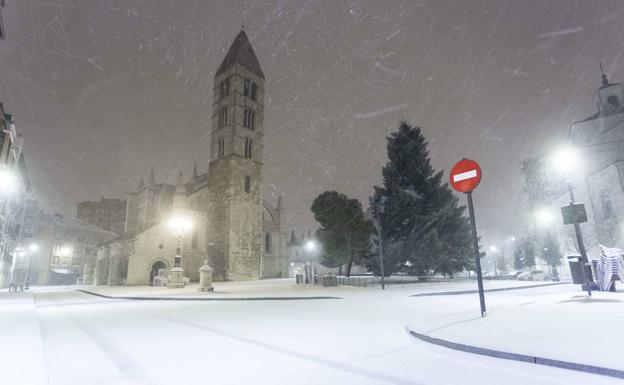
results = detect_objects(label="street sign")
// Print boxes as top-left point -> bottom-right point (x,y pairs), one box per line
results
449,158 -> 486,317
561,203 -> 588,225
449,159 -> 482,193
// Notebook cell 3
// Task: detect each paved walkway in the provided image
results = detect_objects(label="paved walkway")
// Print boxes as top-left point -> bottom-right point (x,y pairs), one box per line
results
408,288 -> 624,374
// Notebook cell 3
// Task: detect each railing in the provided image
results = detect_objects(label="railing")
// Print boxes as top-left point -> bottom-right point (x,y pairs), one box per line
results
336,275 -> 476,288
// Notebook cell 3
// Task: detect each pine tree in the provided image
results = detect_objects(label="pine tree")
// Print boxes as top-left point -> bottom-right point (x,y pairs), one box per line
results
311,191 -> 374,277
513,245 -> 524,270
365,122 -> 473,276
540,234 -> 562,279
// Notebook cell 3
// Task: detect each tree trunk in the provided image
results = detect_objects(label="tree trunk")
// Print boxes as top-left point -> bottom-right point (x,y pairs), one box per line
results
345,233 -> 353,277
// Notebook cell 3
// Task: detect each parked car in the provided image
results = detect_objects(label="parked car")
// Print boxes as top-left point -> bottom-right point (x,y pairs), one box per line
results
517,270 -> 545,281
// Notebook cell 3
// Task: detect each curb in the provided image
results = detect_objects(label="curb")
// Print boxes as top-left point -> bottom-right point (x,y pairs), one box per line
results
407,328 -> 624,380
77,289 -> 342,301
410,282 -> 567,297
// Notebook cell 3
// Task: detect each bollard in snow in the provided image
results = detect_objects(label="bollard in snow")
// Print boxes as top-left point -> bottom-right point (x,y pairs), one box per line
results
198,260 -> 214,292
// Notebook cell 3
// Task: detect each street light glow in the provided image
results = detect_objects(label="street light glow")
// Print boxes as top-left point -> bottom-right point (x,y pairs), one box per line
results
551,146 -> 579,174
304,240 -> 317,252
489,245 -> 497,253
535,207 -> 554,226
28,244 -> 39,252
168,214 -> 193,235
0,168 -> 17,193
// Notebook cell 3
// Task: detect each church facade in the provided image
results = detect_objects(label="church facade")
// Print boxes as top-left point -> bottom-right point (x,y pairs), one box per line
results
88,31 -> 288,285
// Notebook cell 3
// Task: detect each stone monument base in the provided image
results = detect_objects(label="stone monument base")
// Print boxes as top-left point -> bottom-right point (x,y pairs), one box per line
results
197,287 -> 214,292
167,267 -> 185,289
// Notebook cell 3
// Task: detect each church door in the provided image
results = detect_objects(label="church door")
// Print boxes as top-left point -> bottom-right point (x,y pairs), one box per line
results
150,261 -> 166,285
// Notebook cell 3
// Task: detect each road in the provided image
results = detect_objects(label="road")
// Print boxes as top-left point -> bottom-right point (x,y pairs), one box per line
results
1,284 -> 618,385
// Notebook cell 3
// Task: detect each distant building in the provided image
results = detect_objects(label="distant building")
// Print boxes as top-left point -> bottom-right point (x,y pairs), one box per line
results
521,70 -> 624,275
77,197 -> 126,235
0,103 -> 32,288
92,31 -> 288,286
0,0 -> 6,40
32,214 -> 117,285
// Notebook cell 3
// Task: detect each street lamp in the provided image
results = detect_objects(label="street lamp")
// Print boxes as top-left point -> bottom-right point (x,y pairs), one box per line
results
167,213 -> 192,288
372,194 -> 387,290
551,145 -> 591,295
25,243 -> 38,289
303,240 -> 317,284
489,245 -> 498,276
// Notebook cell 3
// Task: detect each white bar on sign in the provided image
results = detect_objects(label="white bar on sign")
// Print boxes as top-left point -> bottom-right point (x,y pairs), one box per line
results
453,169 -> 477,182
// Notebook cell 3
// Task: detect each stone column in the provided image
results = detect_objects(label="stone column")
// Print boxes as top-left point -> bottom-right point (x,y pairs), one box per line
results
198,260 -> 214,292
107,245 -> 123,286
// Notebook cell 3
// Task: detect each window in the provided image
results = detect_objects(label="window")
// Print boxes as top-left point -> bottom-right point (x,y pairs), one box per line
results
244,176 -> 251,193
244,79 -> 251,97
218,137 -> 225,157
251,82 -> 258,100
192,229 -> 198,249
244,79 -> 258,100
265,233 -> 272,253
219,78 -> 230,99
601,190 -> 615,219
243,108 -> 256,130
219,107 -> 228,128
244,138 -> 252,159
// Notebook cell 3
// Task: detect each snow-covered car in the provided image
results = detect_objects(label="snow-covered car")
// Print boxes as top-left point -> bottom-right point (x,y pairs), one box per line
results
517,270 -> 545,281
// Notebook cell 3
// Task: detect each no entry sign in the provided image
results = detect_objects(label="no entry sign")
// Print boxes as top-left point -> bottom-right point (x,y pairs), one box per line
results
450,159 -> 482,193
449,158 -> 486,317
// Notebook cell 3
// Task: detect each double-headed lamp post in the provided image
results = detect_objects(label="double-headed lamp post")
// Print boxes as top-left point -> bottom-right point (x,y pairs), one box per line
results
167,214 -> 192,288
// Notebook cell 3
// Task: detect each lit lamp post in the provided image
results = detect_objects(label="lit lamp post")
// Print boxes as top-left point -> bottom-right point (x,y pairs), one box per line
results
25,244 -> 39,289
552,146 -> 591,295
488,245 -> 498,277
304,240 -> 317,284
167,214 -> 192,289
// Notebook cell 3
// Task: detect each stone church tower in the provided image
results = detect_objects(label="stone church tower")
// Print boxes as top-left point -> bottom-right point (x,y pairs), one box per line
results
89,31 -> 288,286
205,30 -> 265,280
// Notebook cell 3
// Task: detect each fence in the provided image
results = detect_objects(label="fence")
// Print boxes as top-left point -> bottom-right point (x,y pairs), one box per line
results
336,275 -> 476,288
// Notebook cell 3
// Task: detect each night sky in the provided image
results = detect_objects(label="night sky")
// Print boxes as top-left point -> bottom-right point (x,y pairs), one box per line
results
1,0 -> 624,246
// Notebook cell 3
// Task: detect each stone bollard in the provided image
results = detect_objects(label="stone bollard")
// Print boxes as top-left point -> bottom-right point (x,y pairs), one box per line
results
198,260 -> 214,292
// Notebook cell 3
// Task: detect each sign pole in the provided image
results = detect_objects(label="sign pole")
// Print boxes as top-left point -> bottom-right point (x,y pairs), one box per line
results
466,191 -> 486,317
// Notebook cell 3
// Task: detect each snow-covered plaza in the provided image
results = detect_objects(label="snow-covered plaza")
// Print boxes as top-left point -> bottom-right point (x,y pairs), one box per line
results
2,279 -> 622,385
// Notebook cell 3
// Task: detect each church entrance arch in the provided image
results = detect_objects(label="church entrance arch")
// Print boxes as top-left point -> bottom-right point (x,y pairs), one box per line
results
150,260 -> 167,285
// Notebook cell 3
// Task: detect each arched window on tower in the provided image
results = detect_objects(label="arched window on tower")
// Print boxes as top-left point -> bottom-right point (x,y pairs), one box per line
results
218,137 -> 225,157
244,108 -> 256,130
265,233 -> 272,253
219,107 -> 228,128
244,138 -> 252,159
244,79 -> 251,97
244,176 -> 251,193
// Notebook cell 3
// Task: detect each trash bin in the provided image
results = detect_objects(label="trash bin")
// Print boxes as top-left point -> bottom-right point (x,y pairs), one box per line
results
567,255 -> 594,284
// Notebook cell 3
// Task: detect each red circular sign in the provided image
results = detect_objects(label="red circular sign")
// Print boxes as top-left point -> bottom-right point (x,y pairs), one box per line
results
449,159 -> 482,193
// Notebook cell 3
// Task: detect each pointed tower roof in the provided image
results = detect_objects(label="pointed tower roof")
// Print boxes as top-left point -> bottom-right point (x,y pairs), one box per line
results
216,30 -> 265,79
192,162 -> 199,178
173,171 -> 186,209
149,166 -> 156,184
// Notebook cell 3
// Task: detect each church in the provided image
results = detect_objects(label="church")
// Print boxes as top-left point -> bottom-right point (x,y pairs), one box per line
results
88,31 -> 289,285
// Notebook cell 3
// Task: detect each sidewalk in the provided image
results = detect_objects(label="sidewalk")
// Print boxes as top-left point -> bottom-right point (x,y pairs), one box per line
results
68,278 -> 565,300
408,288 -> 624,374
0,291 -> 47,385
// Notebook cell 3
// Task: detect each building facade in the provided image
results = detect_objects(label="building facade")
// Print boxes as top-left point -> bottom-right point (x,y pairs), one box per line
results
522,71 -> 624,275
91,31 -> 288,285
32,213 -> 117,285
77,197 -> 126,235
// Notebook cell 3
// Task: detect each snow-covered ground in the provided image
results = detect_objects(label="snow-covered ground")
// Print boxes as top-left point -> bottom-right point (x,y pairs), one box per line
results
71,277 -> 563,298
1,282 -> 621,385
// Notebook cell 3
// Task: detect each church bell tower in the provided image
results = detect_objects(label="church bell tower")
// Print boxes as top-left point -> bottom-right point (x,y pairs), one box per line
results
207,30 -> 264,280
